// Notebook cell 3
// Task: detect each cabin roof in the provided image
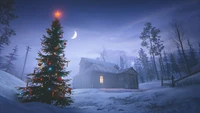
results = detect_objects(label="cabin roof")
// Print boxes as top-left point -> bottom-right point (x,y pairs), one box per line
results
80,57 -> 119,73
79,57 -> 137,75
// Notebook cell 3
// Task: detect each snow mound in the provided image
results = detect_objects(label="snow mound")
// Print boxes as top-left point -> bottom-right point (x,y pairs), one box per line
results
0,70 -> 26,101
0,95 -> 87,113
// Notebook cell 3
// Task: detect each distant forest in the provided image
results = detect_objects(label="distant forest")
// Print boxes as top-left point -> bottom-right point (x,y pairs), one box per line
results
97,21 -> 200,84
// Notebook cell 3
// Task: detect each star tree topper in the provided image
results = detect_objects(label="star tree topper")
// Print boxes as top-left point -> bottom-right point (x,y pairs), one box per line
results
54,11 -> 62,18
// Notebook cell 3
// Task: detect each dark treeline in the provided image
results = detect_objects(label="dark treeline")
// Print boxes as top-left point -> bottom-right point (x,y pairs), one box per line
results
133,21 -> 200,84
0,0 -> 19,77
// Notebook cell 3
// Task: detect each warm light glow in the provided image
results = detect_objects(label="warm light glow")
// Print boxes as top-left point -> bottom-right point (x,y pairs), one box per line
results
54,11 -> 62,18
100,76 -> 104,84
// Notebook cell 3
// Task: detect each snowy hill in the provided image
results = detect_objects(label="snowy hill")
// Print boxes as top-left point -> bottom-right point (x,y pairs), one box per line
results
175,70 -> 200,87
0,70 -> 25,101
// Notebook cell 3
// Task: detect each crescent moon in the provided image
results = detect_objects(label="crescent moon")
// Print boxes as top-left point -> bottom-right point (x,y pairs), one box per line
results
71,31 -> 77,39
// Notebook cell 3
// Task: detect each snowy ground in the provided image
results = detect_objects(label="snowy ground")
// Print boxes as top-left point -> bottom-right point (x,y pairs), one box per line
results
70,81 -> 200,113
0,70 -> 200,113
0,70 -> 25,101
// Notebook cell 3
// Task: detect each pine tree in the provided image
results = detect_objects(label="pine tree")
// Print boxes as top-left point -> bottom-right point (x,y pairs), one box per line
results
153,35 -> 165,85
0,0 -> 18,46
1,45 -> 18,74
138,48 -> 153,81
149,56 -> 156,78
139,22 -> 159,80
133,58 -> 145,83
17,16 -> 73,107
187,39 -> 198,68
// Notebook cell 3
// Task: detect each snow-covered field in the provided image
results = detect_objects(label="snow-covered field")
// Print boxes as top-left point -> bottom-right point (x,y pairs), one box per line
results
0,70 -> 200,113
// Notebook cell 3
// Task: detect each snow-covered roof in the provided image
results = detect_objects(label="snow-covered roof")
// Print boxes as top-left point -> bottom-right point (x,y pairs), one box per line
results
80,57 -> 119,73
79,57 -> 137,75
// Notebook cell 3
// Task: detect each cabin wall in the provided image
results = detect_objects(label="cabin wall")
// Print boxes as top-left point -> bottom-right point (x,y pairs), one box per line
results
73,71 -> 139,89
73,72 -> 92,88
117,73 -> 138,89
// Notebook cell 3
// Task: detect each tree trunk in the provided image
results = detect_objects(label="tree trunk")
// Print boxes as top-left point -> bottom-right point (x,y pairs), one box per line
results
152,54 -> 159,80
175,25 -> 190,74
149,38 -> 159,80
180,41 -> 190,73
159,54 -> 165,86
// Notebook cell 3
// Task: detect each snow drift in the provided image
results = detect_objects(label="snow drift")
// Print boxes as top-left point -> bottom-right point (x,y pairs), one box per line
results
0,70 -> 25,101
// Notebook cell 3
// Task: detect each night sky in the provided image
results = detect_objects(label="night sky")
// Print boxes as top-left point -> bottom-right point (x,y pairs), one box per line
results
2,0 -> 200,78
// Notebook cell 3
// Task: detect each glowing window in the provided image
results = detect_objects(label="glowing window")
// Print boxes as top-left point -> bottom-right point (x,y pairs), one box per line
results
100,76 -> 104,84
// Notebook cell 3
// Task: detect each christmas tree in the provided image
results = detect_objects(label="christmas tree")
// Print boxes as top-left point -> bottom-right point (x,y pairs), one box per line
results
17,11 -> 73,107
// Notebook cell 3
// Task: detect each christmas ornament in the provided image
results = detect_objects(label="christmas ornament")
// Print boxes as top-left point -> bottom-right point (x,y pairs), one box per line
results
29,89 -> 32,95
47,29 -> 51,33
60,93 -> 64,98
68,88 -> 72,94
52,91 -> 55,97
59,34 -> 63,38
48,62 -> 52,65
40,78 -> 43,81
33,77 -> 37,81
38,63 -> 42,66
40,66 -> 43,70
64,42 -> 66,45
54,46 -> 58,50
48,88 -> 51,90
49,67 -> 52,71
57,77 -> 62,82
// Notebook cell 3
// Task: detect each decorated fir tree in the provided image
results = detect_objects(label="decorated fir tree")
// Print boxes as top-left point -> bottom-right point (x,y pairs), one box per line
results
17,11 -> 73,107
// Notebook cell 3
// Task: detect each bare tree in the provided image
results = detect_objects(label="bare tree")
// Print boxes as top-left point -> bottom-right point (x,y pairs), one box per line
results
120,56 -> 125,69
119,51 -> 128,68
170,20 -> 190,73
99,47 -> 107,62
